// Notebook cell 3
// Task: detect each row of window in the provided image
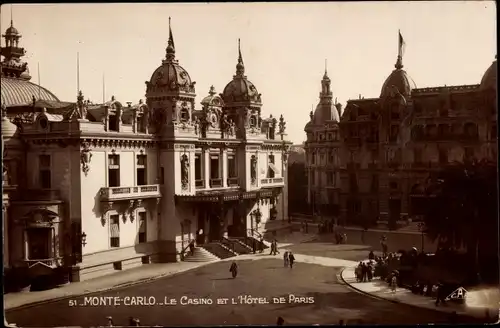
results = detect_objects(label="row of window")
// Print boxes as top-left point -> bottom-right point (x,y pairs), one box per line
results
312,131 -> 340,142
37,154 -> 148,189
109,212 -> 147,248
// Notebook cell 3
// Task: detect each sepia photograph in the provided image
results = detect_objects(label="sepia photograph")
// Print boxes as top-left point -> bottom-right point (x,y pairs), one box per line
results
1,2 -> 498,327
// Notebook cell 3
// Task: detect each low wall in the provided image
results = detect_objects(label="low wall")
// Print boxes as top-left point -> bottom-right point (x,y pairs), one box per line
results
323,228 -> 438,253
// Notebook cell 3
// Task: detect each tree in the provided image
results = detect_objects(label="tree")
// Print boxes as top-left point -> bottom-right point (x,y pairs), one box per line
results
422,159 -> 498,281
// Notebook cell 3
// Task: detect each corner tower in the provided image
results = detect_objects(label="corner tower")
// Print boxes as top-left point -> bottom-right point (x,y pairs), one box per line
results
145,18 -> 197,137
221,39 -> 262,139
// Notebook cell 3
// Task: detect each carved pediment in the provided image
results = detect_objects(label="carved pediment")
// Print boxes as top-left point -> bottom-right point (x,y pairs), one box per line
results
22,207 -> 59,227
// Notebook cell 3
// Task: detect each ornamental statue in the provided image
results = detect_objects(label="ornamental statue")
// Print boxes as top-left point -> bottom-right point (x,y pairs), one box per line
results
80,142 -> 93,176
250,155 -> 257,185
309,110 -> 313,121
278,114 -> 286,134
181,154 -> 189,189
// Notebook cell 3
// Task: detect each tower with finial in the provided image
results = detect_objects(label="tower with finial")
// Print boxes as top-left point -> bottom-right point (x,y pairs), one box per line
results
1,7 -> 30,80
145,17 -> 196,135
221,39 -> 263,139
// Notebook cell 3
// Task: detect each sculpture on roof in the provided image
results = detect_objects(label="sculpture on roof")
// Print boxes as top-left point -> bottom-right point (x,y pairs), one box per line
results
278,114 -> 286,134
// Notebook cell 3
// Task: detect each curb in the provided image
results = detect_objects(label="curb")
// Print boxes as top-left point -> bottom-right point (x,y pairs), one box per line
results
338,267 -> 488,320
5,236 -> 318,312
5,261 -> 218,312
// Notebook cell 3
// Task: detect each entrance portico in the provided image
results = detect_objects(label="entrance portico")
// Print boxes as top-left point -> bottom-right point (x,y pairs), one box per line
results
175,188 -> 282,244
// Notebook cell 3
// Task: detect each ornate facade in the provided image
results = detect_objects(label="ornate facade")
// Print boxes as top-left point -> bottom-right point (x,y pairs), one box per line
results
2,20 -> 291,285
304,68 -> 343,218
305,41 -> 497,228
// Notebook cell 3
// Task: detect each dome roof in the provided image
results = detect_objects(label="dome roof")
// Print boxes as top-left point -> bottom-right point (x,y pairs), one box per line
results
222,39 -> 262,106
380,68 -> 416,98
5,25 -> 19,36
222,78 -> 261,104
313,102 -> 339,124
201,86 -> 224,107
1,105 -> 18,139
1,77 -> 59,107
148,62 -> 194,94
145,19 -> 196,96
480,56 -> 497,90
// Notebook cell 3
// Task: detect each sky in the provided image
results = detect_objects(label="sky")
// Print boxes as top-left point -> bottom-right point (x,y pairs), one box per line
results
0,2 -> 496,143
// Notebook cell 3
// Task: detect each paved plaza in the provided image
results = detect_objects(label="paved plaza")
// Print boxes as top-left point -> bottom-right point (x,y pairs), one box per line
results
5,241 -> 488,326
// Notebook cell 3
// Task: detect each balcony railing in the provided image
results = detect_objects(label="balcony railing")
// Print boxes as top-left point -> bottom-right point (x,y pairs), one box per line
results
99,184 -> 161,201
227,177 -> 239,187
260,177 -> 284,185
195,180 -> 205,189
210,178 -> 223,188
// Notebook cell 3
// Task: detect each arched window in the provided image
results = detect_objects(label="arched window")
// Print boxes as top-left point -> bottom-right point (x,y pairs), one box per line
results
464,123 -> 478,138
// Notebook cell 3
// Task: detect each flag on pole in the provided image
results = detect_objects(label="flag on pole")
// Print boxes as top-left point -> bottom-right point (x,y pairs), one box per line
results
399,31 -> 406,58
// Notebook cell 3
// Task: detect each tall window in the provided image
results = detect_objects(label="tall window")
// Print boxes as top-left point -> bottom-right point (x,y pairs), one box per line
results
389,125 -> 399,142
491,124 -> 497,140
438,148 -> 448,164
160,167 -> 164,184
413,148 -> 422,164
349,173 -> 358,193
110,214 -> 120,248
370,175 -> 379,192
267,154 -> 276,178
227,154 -> 237,178
210,155 -> 220,179
464,147 -> 474,161
39,154 -> 51,189
327,172 -> 334,185
137,115 -> 146,133
27,229 -> 51,259
108,154 -> 120,187
109,114 -> 118,131
195,154 -> 202,181
136,154 -> 147,186
311,152 -> 316,164
138,212 -> 147,243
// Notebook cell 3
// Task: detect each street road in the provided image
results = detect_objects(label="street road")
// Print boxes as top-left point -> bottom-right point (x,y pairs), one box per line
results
6,252 -> 481,326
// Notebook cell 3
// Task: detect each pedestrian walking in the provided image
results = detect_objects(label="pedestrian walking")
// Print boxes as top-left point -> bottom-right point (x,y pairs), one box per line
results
259,236 -> 264,253
283,251 -> 289,267
252,239 -> 256,254
129,317 -> 140,326
390,273 -> 397,293
380,235 -> 388,257
435,281 -> 446,306
106,316 -> 114,327
269,241 -> 275,255
305,221 -> 309,233
230,261 -> 238,278
274,239 -> 280,254
277,317 -> 285,326
288,251 -> 295,268
189,240 -> 195,256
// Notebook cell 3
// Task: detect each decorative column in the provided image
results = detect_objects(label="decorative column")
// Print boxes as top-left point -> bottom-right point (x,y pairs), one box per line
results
3,203 -> 9,267
222,149 -> 228,187
23,229 -> 29,260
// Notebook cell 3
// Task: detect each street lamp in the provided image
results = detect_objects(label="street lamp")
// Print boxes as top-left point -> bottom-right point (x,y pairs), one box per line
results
417,222 -> 424,252
80,231 -> 87,247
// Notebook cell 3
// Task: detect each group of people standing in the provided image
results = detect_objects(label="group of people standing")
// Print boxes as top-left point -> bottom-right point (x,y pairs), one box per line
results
282,251 -> 296,268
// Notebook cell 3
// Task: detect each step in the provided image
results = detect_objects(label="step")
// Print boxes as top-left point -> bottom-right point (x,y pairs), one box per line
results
184,247 -> 220,262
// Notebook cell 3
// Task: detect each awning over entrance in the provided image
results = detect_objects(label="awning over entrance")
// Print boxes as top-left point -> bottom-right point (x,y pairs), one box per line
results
175,187 -> 282,203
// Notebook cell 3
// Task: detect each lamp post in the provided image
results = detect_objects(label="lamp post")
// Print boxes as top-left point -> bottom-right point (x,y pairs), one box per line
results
81,231 -> 87,247
417,222 -> 424,252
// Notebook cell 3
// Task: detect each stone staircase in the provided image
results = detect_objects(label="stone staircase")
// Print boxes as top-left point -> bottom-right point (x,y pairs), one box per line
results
183,247 -> 220,262
200,242 -> 238,259
225,237 -> 253,255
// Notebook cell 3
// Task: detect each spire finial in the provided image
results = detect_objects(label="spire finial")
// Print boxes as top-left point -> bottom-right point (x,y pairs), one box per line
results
325,59 -> 327,74
395,30 -> 405,69
209,85 -> 216,96
235,38 -> 245,77
166,17 -> 176,62
10,4 -> 14,27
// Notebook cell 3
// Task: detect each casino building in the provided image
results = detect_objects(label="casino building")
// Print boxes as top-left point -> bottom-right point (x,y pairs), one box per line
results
2,19 -> 291,287
304,37 -> 497,228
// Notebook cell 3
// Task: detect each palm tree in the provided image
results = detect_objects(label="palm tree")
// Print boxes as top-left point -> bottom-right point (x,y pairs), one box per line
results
422,158 -> 498,281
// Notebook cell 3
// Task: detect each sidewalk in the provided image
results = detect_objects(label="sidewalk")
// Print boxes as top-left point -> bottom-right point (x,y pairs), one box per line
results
4,233 -> 317,311
4,261 -> 217,311
340,266 -> 500,320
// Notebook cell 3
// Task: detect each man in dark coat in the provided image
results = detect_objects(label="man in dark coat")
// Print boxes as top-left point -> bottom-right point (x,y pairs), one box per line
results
288,252 -> 295,268
230,261 -> 238,278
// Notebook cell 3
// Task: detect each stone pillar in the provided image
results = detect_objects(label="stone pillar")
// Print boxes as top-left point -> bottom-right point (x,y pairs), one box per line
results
222,149 -> 228,188
23,230 -> 29,260
203,150 -> 210,189
3,203 -> 9,267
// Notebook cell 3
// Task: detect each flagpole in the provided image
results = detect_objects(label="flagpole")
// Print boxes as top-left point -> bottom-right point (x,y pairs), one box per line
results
102,72 -> 105,103
37,62 -> 41,100
77,52 -> 80,96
